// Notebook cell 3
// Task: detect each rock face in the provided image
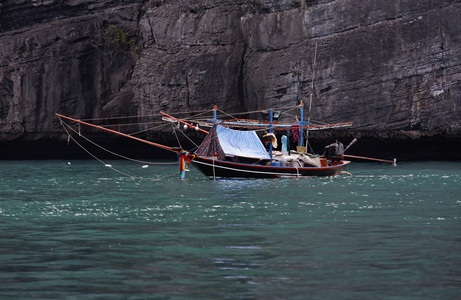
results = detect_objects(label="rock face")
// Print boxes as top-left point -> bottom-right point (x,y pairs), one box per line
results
0,0 -> 460,159
0,0 -> 145,141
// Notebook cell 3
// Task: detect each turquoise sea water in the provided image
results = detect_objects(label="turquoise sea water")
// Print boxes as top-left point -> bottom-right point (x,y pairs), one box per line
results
0,160 -> 460,299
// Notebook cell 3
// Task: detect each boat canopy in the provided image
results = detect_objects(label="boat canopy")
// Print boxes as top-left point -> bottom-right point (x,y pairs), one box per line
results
195,125 -> 271,160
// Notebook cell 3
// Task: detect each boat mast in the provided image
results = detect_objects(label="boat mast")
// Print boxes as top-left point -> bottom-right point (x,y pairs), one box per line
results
299,102 -> 304,149
305,42 -> 318,149
213,106 -> 217,124
269,108 -> 273,161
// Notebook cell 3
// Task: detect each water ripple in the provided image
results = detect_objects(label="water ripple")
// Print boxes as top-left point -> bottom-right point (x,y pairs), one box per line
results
0,161 -> 460,299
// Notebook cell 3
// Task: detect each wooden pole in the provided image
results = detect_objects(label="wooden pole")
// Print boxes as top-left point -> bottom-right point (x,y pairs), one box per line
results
343,154 -> 397,165
56,114 -> 178,153
305,42 -> 318,148
160,111 -> 209,134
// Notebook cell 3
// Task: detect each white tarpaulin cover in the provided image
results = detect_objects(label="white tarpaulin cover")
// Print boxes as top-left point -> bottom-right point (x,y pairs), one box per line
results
216,125 -> 271,160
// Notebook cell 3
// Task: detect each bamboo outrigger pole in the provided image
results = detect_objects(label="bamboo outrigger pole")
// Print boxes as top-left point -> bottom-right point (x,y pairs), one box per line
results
343,154 -> 397,165
160,111 -> 209,134
56,114 -> 179,153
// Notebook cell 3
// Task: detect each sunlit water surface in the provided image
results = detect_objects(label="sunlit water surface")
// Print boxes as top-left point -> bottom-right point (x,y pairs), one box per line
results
0,160 -> 460,299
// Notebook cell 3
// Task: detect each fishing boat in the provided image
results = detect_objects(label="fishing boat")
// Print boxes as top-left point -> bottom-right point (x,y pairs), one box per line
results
56,102 -> 376,180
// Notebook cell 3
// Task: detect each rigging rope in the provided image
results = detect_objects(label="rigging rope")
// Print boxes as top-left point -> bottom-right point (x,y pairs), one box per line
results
128,122 -> 172,137
60,120 -> 176,165
218,105 -> 301,117
81,109 -> 212,122
176,126 -> 200,149
217,109 -> 238,121
103,121 -> 164,128
59,119 -> 179,181
172,124 -> 183,150
79,105 -> 308,130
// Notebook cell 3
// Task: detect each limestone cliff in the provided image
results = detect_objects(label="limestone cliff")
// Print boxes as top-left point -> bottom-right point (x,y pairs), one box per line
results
0,0 -> 145,141
0,0 -> 460,159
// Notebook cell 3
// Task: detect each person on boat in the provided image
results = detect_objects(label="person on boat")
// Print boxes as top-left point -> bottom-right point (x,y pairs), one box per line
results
324,140 -> 345,162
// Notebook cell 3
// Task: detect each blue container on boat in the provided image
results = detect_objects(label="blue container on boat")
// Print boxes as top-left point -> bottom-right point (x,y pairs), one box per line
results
270,162 -> 280,167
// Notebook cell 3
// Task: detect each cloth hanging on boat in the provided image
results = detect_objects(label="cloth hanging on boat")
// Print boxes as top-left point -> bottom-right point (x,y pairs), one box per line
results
195,125 -> 270,160
195,125 -> 225,160
216,125 -> 271,160
291,124 -> 300,143
281,135 -> 288,154
272,135 -> 278,149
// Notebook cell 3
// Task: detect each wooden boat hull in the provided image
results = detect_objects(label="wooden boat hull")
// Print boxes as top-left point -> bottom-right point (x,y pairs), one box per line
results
191,156 -> 350,179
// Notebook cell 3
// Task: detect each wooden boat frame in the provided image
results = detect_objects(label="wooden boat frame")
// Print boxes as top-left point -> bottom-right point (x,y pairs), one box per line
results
191,156 -> 350,179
